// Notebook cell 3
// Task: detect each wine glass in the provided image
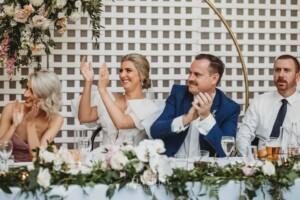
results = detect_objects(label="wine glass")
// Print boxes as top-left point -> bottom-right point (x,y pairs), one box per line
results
221,136 -> 235,159
0,140 -> 13,172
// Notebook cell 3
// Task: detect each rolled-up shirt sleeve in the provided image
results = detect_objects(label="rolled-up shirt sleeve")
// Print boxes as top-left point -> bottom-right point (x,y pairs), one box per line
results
196,114 -> 216,135
171,115 -> 189,133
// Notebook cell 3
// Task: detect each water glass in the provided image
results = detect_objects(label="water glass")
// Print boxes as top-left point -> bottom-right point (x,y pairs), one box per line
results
243,145 -> 257,164
198,150 -> 209,162
75,130 -> 90,163
174,154 -> 188,169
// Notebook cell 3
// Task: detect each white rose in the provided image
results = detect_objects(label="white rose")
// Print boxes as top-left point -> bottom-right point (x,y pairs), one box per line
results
57,147 -> 76,165
57,12 -> 65,19
120,144 -> 135,154
27,164 -> 35,171
292,162 -> 300,171
110,151 -> 129,170
37,168 -> 51,188
262,160 -> 275,176
3,5 -> 15,16
75,1 -> 82,8
56,0 -> 67,9
140,170 -> 157,186
69,12 -> 82,22
39,149 -> 56,163
32,15 -> 47,28
133,160 -> 145,173
29,0 -> 44,7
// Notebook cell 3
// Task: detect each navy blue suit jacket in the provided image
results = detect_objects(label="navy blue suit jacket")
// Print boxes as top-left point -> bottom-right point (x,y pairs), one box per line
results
150,85 -> 240,157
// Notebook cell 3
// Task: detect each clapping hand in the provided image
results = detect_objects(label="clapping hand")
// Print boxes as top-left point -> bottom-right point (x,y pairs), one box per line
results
98,63 -> 109,92
12,100 -> 24,127
192,92 -> 214,120
80,56 -> 94,82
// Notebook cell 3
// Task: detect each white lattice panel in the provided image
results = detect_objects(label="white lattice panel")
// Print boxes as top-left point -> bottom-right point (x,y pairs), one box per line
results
0,0 -> 299,148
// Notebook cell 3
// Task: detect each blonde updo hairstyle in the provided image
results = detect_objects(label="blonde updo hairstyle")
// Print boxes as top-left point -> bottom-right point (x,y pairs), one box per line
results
121,53 -> 151,89
29,69 -> 62,117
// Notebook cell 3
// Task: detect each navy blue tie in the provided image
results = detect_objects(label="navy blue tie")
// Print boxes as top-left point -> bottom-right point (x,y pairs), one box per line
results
270,99 -> 288,138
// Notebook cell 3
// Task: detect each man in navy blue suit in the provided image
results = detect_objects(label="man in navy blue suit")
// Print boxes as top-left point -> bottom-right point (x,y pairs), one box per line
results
150,54 -> 240,157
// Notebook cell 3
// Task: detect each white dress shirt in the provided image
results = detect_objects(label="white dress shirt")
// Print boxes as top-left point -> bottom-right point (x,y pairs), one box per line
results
236,90 -> 300,156
171,96 -> 216,158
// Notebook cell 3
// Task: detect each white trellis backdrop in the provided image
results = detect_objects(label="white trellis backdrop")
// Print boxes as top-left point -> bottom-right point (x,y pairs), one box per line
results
0,0 -> 299,148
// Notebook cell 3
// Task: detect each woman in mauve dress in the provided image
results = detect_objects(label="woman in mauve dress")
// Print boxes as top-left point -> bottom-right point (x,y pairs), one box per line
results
0,69 -> 64,162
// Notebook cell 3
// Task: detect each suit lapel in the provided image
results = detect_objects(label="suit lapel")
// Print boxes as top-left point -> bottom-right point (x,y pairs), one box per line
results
183,92 -> 193,115
211,89 -> 220,119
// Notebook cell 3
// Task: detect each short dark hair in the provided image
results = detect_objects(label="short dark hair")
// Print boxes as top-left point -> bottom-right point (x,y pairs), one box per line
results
275,54 -> 300,73
194,54 -> 225,85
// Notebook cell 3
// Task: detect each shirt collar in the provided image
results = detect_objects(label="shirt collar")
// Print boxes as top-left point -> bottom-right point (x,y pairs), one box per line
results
275,90 -> 299,105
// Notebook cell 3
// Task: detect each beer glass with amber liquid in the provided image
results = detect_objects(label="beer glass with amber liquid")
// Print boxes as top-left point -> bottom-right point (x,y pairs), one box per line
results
266,137 -> 281,162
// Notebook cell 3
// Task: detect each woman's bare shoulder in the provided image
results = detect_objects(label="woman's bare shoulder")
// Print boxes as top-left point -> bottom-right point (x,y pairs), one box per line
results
50,113 -> 64,124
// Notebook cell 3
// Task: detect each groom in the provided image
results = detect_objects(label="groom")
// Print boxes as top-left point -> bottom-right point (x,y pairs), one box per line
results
150,54 -> 240,157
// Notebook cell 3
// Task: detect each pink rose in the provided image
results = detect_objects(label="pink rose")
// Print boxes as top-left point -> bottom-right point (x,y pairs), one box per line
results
242,165 -> 255,176
14,10 -> 30,23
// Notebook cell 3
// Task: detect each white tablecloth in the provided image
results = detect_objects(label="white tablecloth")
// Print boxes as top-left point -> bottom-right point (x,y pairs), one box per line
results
1,180 -> 300,200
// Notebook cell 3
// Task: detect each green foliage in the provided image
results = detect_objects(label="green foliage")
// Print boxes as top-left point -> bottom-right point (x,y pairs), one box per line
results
1,141 -> 300,200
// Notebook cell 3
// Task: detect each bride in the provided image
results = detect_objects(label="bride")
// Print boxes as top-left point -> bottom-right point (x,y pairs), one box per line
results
78,53 -> 162,147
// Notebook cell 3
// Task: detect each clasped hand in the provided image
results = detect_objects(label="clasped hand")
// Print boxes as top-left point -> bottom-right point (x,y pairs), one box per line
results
191,92 -> 214,120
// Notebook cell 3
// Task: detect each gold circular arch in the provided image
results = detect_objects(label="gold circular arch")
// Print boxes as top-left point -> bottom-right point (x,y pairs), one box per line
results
203,0 -> 249,110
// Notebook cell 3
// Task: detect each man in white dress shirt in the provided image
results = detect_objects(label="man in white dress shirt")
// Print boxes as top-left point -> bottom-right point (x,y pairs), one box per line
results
151,54 -> 240,157
236,54 -> 300,157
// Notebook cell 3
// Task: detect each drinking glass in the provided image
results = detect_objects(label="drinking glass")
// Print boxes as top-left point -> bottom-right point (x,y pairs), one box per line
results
266,137 -> 281,162
243,145 -> 257,164
199,150 -> 209,162
221,136 -> 235,159
174,154 -> 188,169
75,130 -> 90,163
288,123 -> 298,156
0,140 -> 13,172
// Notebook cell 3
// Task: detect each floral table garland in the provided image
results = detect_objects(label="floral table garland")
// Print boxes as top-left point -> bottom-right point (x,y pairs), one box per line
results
0,0 -> 103,76
1,140 -> 300,200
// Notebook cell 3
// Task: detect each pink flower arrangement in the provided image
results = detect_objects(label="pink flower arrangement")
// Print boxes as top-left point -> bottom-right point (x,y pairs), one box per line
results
0,37 -> 16,76
0,0 -> 104,76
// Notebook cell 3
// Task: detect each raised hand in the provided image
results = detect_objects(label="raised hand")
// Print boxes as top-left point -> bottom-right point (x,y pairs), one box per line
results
98,63 -> 109,92
80,56 -> 94,82
12,100 -> 24,127
192,92 -> 214,120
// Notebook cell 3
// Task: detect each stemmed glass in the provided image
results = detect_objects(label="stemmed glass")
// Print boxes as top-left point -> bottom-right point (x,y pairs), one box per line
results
0,140 -> 13,172
221,136 -> 235,159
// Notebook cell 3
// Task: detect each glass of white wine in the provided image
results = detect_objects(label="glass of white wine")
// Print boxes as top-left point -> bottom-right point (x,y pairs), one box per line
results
0,140 -> 13,172
221,136 -> 235,159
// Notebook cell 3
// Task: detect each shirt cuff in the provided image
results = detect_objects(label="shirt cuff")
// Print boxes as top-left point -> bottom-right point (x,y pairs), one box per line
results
196,114 -> 216,135
171,116 -> 189,133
